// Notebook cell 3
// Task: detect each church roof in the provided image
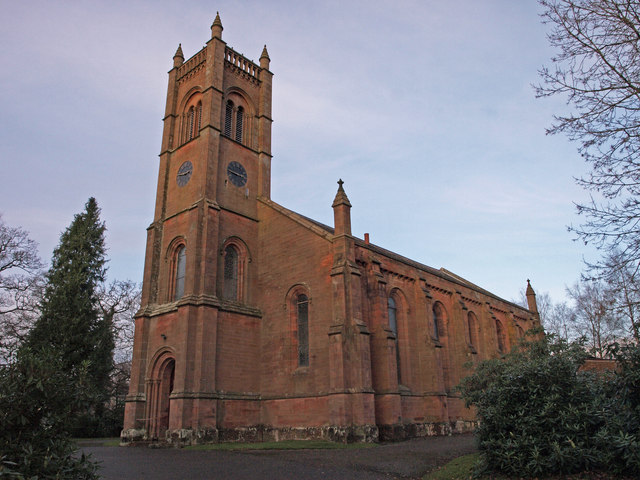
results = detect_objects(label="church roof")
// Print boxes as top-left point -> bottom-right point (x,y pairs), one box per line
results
260,197 -> 528,313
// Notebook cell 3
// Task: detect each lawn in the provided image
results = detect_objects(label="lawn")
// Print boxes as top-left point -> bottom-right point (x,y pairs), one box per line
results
423,454 -> 636,480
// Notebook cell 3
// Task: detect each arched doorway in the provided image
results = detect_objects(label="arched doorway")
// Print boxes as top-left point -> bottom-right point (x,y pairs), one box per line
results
147,354 -> 175,440
157,358 -> 175,436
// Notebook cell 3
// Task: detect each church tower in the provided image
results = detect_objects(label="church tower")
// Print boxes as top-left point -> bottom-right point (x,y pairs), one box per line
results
123,14 -> 273,443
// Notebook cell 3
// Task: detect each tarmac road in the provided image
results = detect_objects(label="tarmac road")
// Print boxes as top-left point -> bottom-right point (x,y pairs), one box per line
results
83,434 -> 477,480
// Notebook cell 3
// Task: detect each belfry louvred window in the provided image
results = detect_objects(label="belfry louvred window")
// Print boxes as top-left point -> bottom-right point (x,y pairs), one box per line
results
224,101 -> 233,137
195,101 -> 202,134
235,106 -> 244,142
186,106 -> 195,141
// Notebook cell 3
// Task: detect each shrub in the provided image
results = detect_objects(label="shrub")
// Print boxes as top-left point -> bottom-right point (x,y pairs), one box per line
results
458,336 -> 640,478
0,348 -> 98,479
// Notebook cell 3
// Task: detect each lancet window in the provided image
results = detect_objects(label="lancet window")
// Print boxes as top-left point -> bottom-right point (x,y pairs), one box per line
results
174,245 -> 186,301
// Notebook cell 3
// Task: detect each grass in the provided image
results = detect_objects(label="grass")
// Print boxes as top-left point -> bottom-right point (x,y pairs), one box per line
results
423,453 -> 635,480
74,438 -> 121,447
184,439 -> 377,451
423,453 -> 478,480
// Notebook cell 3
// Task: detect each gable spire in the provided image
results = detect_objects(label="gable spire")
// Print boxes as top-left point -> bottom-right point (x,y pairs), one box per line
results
332,179 -> 352,236
526,279 -> 538,314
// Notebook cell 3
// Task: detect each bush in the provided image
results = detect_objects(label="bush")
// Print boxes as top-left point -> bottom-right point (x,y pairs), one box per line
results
0,348 -> 98,479
458,336 -> 640,478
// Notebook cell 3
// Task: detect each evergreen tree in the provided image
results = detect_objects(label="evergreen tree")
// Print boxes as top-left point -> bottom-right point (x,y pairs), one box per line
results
24,198 -> 114,430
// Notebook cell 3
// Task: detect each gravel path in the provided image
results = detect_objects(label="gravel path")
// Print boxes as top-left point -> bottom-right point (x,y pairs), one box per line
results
83,434 -> 477,480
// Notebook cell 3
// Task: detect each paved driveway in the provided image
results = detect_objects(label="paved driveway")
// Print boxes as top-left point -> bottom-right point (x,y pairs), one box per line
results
83,434 -> 477,480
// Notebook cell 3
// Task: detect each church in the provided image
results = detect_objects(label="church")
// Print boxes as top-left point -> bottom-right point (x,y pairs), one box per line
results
122,15 -> 540,445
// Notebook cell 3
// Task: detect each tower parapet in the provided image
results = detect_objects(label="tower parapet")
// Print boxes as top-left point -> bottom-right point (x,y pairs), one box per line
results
176,47 -> 207,83
224,47 -> 261,83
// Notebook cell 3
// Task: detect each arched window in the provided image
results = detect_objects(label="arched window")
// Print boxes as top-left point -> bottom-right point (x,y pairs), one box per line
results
496,319 -> 506,352
516,324 -> 524,339
296,294 -> 309,367
467,312 -> 478,348
224,101 -> 233,137
432,303 -> 445,341
388,295 -> 402,384
235,106 -> 244,142
388,296 -> 397,337
432,301 -> 451,391
223,244 -> 239,300
174,245 -> 186,300
181,93 -> 203,145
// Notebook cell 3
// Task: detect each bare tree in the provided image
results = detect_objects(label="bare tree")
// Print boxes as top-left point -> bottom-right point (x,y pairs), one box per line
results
567,279 -> 625,357
517,289 -> 577,339
537,0 -> 640,273
97,279 -> 141,364
0,216 -> 44,361
547,301 -> 578,340
600,250 -> 640,342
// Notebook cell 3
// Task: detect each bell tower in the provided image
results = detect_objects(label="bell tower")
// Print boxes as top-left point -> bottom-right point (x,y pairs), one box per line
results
123,14 -> 272,443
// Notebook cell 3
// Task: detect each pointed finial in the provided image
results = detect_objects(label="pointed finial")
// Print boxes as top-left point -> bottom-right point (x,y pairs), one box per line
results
211,12 -> 223,39
260,45 -> 270,69
526,279 -> 534,293
173,43 -> 184,67
332,179 -> 351,208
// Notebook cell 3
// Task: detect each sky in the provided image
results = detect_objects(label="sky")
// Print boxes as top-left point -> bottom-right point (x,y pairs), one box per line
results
0,0 -> 599,305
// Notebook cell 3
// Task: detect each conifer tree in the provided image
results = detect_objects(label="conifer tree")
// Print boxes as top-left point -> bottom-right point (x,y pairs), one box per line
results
25,198 -> 114,421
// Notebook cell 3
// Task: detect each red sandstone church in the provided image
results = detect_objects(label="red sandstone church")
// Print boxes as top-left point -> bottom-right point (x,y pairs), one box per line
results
122,15 -> 541,445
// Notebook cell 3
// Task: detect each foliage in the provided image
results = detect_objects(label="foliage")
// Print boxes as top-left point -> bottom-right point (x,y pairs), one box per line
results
458,336 -> 640,478
537,0 -> 640,275
23,198 -> 114,437
0,348 -> 98,479
0,215 -> 44,362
